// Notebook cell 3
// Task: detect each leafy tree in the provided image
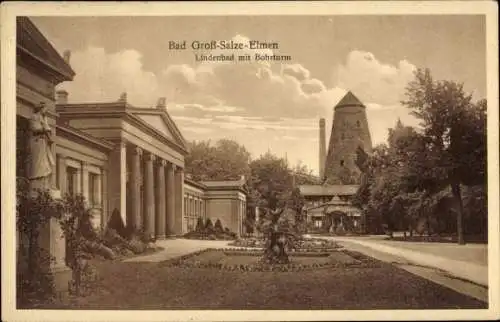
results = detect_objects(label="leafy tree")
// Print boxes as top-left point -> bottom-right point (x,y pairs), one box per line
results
249,152 -> 293,210
402,68 -> 487,244
291,161 -> 320,185
248,152 -> 303,264
185,139 -> 251,181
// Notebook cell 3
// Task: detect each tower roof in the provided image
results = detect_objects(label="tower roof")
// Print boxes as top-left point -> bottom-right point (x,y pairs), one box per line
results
335,91 -> 365,109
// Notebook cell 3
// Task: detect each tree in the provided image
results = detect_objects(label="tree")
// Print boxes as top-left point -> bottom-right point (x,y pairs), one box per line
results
184,139 -> 251,181
402,68 -> 487,244
249,152 -> 294,211
291,161 -> 319,185
249,152 -> 299,264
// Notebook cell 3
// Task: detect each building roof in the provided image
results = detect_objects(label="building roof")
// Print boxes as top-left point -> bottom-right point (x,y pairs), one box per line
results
335,91 -> 365,109
56,124 -> 115,152
17,17 -> 75,82
56,100 -> 189,154
201,179 -> 246,188
184,177 -> 207,190
298,184 -> 359,196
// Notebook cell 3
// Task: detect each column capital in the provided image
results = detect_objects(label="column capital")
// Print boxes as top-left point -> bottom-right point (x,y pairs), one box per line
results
145,153 -> 156,162
133,146 -> 143,156
81,161 -> 89,168
167,162 -> 176,171
157,158 -> 167,167
119,140 -> 128,149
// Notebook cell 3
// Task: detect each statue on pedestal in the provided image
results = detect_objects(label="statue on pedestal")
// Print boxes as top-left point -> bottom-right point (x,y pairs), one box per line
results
28,102 -> 55,191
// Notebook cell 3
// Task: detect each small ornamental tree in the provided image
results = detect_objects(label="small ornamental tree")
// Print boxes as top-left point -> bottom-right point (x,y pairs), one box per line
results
205,218 -> 215,234
214,219 -> 224,234
195,217 -> 205,233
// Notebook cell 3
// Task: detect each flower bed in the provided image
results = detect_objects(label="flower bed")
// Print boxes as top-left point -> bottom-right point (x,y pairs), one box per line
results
160,248 -> 381,272
229,237 -> 341,252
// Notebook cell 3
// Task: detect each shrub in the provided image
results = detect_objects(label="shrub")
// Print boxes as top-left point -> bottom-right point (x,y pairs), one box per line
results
16,183 -> 62,306
195,217 -> 205,233
205,218 -> 215,234
107,208 -> 127,238
214,219 -> 224,233
16,247 -> 56,307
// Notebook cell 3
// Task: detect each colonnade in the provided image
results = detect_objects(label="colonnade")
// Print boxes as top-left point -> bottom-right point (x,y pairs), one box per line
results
127,145 -> 184,238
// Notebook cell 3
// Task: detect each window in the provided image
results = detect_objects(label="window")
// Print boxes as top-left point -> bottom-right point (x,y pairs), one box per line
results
356,120 -> 360,127
314,220 -> 322,228
340,160 -> 344,166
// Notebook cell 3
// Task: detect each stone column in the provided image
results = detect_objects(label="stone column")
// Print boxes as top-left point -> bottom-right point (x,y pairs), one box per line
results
50,125 -> 58,189
166,163 -> 175,236
101,168 -> 108,229
144,153 -> 156,239
95,170 -> 102,207
175,167 -> 184,234
155,159 -> 166,239
108,141 -> 127,225
130,146 -> 142,231
75,165 -> 82,195
56,155 -> 67,194
81,162 -> 89,203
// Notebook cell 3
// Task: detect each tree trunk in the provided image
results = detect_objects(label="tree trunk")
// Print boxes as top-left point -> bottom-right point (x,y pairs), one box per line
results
451,183 -> 465,245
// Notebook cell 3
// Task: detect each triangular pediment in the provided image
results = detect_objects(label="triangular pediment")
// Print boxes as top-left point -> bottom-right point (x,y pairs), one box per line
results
130,108 -> 188,152
136,114 -> 175,140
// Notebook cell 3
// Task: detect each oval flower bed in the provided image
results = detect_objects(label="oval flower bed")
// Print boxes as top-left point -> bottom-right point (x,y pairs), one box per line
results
160,248 -> 381,272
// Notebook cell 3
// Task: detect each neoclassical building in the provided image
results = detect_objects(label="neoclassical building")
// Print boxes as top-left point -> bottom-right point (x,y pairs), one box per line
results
16,17 -> 247,273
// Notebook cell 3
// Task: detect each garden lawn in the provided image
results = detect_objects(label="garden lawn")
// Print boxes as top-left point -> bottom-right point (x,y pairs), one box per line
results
46,256 -> 487,310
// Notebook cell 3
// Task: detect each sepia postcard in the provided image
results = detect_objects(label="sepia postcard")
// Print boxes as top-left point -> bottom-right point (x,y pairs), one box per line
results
1,1 -> 499,321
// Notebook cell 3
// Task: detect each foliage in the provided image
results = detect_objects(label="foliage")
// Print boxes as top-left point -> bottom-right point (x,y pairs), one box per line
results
401,68 -> 487,244
195,216 -> 205,233
214,219 -> 224,233
292,161 -> 320,185
185,139 -> 251,181
205,218 -> 214,234
106,208 -> 127,238
184,218 -> 237,240
16,178 -> 63,306
354,68 -> 487,243
248,152 -> 293,210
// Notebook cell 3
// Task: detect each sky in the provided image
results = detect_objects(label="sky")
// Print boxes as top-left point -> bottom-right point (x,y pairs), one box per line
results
30,15 -> 486,175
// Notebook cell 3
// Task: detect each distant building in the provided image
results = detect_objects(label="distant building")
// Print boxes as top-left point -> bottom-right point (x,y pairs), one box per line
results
16,17 -> 247,274
299,91 -> 372,233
